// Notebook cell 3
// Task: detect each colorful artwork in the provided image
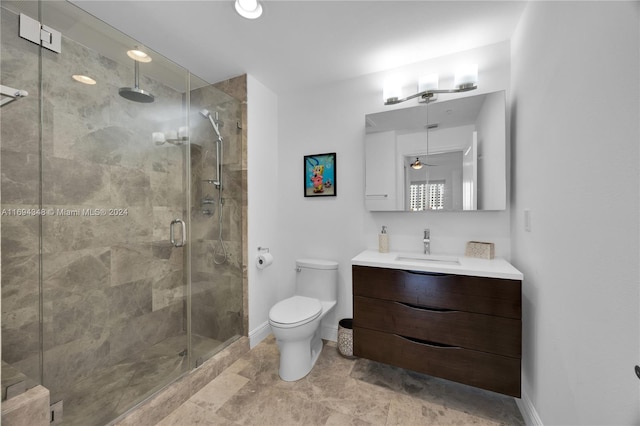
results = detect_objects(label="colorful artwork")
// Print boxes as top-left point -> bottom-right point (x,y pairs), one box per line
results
304,153 -> 336,197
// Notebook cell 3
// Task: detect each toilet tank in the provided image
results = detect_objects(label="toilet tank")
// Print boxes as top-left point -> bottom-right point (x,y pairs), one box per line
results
295,259 -> 338,302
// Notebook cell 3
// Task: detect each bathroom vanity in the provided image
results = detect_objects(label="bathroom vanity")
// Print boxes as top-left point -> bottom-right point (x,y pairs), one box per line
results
351,250 -> 523,397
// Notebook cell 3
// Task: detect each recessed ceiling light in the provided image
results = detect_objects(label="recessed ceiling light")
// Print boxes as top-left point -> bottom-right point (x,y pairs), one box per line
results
235,0 -> 263,19
72,75 -> 97,85
127,49 -> 152,63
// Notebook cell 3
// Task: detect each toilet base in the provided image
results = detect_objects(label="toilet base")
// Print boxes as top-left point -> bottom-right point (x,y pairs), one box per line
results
269,299 -> 337,382
275,327 -> 323,382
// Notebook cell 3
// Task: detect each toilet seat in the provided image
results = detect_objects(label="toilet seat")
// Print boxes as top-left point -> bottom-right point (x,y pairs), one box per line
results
269,296 -> 322,329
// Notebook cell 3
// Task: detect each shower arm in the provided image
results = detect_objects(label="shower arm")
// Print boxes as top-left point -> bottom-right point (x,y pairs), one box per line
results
384,83 -> 477,105
134,61 -> 140,89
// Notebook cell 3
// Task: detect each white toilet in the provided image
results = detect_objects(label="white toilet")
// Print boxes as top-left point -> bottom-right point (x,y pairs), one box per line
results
268,258 -> 338,381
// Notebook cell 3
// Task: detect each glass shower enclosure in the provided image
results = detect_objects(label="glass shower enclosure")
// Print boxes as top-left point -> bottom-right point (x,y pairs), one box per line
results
1,1 -> 244,424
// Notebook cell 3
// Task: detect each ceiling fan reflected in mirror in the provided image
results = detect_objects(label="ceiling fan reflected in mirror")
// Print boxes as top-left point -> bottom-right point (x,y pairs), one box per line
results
409,155 -> 438,170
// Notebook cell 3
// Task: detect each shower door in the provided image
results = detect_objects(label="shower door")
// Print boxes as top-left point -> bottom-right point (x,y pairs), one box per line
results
2,1 -> 192,424
39,3 -> 191,424
2,1 -> 245,424
0,0 -> 43,399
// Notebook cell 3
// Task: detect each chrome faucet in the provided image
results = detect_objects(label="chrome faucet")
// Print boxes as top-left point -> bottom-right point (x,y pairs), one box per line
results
423,229 -> 430,254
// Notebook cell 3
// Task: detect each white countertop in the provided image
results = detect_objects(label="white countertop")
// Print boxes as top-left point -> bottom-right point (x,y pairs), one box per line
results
351,249 -> 524,280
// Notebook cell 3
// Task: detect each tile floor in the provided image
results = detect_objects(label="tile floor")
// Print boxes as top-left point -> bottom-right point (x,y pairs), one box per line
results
156,336 -> 524,425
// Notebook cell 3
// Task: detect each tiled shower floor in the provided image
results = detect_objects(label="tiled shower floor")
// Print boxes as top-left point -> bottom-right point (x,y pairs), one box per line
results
59,333 -> 222,426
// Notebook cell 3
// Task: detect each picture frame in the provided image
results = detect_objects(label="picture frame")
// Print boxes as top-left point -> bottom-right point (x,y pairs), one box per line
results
304,152 -> 336,197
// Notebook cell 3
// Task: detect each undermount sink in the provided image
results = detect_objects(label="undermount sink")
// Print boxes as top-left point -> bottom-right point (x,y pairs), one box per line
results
394,254 -> 461,265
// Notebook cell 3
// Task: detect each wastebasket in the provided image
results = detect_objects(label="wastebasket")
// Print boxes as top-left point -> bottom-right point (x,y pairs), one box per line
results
337,318 -> 355,358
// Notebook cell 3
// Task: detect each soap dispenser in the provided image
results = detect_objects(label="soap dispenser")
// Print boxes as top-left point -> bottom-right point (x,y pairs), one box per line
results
379,226 -> 389,253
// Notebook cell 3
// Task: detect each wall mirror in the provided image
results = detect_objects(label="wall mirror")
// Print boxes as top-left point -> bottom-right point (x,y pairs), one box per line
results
364,90 -> 506,211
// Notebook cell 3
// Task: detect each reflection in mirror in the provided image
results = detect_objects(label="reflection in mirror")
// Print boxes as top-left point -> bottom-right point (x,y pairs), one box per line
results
405,151 -> 464,211
364,90 -> 506,211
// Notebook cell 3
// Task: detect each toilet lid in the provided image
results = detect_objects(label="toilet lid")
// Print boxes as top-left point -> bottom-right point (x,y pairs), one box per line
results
269,296 -> 322,325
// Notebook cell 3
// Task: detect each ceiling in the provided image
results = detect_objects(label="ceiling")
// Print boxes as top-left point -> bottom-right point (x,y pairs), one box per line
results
67,0 -> 527,94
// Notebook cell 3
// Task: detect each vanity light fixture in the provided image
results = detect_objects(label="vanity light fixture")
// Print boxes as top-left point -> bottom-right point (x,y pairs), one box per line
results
235,0 -> 263,19
384,64 -> 478,105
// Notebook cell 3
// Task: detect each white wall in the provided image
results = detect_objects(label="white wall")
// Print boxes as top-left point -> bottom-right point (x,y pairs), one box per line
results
476,91 -> 506,210
275,41 -> 513,340
510,2 -> 640,424
247,74 -> 281,346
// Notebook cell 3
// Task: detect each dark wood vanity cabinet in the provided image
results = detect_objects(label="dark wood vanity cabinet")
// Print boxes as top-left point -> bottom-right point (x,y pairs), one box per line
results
352,265 -> 522,397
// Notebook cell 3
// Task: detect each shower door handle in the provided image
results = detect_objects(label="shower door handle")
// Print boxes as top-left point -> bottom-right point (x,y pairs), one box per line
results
170,219 -> 186,247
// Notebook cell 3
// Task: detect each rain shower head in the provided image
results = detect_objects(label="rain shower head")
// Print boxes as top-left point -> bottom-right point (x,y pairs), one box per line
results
120,60 -> 154,103
119,86 -> 154,103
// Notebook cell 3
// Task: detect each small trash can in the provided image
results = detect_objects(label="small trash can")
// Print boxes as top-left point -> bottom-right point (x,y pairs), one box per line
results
337,318 -> 355,358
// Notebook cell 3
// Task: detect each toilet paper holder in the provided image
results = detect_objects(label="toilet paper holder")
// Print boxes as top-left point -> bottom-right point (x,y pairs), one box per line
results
256,247 -> 273,270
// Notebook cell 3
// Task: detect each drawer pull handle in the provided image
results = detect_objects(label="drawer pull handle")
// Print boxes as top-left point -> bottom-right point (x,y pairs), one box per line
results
406,270 -> 449,277
398,302 -> 455,313
399,335 -> 459,349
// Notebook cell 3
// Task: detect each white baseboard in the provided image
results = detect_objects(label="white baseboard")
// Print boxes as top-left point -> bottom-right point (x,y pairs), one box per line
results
516,390 -> 543,426
248,321 -> 271,348
321,323 -> 338,342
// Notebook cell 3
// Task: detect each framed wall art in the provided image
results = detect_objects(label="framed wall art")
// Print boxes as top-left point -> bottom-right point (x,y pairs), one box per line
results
304,152 -> 336,197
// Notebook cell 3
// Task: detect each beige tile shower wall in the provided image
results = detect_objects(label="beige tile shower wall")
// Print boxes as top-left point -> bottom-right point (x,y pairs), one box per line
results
1,7 -> 188,403
189,76 -> 246,343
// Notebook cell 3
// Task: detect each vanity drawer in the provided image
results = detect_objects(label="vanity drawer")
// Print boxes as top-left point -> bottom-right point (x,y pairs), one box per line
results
353,327 -> 521,398
353,265 -> 521,319
353,296 -> 521,358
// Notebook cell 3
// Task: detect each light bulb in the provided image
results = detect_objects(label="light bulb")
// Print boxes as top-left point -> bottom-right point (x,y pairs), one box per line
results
383,76 -> 402,104
235,0 -> 263,19
454,64 -> 478,89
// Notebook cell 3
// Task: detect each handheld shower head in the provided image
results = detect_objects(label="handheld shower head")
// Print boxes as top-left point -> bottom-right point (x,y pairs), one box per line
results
200,107 -> 224,191
200,108 -> 222,141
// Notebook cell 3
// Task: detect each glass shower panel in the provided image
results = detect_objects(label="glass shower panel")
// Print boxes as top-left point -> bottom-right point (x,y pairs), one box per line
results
1,1 -> 245,424
189,81 -> 244,366
1,1 -> 44,396
38,1 -> 190,424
